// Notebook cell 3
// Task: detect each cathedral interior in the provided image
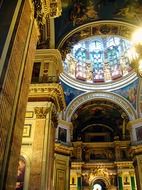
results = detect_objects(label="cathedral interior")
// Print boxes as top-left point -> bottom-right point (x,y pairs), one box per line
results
1,0 -> 142,190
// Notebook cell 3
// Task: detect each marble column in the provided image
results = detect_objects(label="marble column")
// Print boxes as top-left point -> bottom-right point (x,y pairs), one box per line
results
118,172 -> 123,190
77,173 -> 82,190
130,171 -> 136,190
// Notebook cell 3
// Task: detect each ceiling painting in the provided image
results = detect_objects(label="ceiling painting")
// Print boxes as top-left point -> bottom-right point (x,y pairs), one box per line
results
113,79 -> 138,109
61,79 -> 138,109
55,0 -> 142,44
71,99 -> 129,141
61,81 -> 84,106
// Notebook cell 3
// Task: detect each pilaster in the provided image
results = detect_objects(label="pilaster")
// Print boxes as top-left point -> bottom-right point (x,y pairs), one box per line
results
0,0 -> 38,189
29,102 -> 58,190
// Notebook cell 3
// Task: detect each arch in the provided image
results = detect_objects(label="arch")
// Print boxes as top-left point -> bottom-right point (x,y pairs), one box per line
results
90,176 -> 110,190
64,91 -> 137,122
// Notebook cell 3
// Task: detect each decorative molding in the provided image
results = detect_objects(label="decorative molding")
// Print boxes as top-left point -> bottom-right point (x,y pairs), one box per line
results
23,124 -> 32,137
51,103 -> 58,127
58,20 -> 137,60
114,161 -> 134,169
89,166 -> 110,187
35,49 -> 63,74
32,0 -> 62,27
55,143 -> 73,155
49,0 -> 62,18
60,71 -> 137,92
130,144 -> 142,156
29,83 -> 66,112
34,107 -> 49,118
25,111 -> 34,118
65,91 -> 137,122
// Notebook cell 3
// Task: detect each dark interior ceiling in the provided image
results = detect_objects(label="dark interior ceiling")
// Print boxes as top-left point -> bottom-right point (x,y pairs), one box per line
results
55,0 -> 142,44
71,99 -> 129,142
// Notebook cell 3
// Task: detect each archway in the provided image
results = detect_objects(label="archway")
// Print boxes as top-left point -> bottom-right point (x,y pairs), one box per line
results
65,91 -> 137,122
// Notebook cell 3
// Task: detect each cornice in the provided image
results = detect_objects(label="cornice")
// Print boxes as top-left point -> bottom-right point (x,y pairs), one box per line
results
114,161 -> 134,169
55,142 -> 73,155
130,144 -> 142,156
72,141 -> 130,148
28,83 -> 66,111
65,91 -> 137,122
34,107 -> 49,119
35,49 -> 63,73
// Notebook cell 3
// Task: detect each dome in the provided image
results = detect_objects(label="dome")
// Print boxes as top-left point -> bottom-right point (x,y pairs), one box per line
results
63,35 -> 132,84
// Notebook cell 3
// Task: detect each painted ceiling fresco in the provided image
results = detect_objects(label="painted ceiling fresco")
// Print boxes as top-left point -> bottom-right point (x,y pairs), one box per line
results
114,79 -> 138,109
58,1 -> 139,132
55,0 -> 142,44
61,79 -> 138,108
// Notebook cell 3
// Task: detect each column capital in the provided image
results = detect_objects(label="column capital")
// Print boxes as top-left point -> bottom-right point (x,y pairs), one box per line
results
129,171 -> 135,176
34,107 -> 49,119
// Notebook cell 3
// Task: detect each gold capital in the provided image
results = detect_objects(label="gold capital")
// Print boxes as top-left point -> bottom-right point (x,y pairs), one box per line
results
34,107 -> 49,119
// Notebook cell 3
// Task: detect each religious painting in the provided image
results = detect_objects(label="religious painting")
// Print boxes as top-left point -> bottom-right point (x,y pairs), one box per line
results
75,62 -> 87,81
61,81 -> 84,105
136,126 -> 142,142
16,158 -> 26,190
58,127 -> 67,142
55,0 -> 142,44
114,80 -> 138,109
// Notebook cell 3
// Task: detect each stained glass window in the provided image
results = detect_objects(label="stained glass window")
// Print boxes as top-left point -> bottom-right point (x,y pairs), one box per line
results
63,35 -> 132,83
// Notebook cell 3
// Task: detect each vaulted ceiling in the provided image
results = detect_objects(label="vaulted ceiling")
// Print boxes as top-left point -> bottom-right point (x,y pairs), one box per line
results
55,0 -> 140,141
